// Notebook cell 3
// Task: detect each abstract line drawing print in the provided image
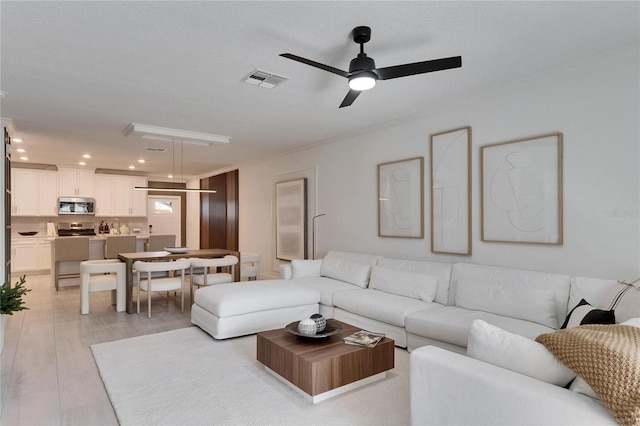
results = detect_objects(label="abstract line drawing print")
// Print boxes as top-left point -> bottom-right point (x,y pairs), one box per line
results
489,151 -> 551,233
482,133 -> 562,244
381,168 -> 413,229
378,157 -> 424,238
431,127 -> 470,254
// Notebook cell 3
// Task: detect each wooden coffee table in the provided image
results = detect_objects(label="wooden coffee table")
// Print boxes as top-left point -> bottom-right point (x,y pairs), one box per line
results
256,319 -> 394,403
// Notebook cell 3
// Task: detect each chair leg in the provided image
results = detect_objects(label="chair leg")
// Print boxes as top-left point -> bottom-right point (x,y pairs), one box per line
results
137,271 -> 141,314
55,262 -> 59,291
147,271 -> 152,319
180,272 -> 184,314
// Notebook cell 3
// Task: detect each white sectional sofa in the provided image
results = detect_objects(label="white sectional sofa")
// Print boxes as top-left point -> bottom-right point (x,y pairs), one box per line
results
190,249 -> 637,424
278,250 -> 590,351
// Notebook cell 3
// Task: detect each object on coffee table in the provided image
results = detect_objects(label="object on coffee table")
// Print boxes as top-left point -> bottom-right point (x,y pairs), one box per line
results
298,318 -> 317,336
310,313 -> 326,332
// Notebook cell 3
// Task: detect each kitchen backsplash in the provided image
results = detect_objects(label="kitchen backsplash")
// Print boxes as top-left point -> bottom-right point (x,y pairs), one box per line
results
12,217 -> 148,236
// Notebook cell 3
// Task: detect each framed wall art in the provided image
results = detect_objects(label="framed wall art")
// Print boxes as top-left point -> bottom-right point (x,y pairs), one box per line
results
430,126 -> 472,255
481,132 -> 563,245
378,157 -> 424,238
275,178 -> 308,260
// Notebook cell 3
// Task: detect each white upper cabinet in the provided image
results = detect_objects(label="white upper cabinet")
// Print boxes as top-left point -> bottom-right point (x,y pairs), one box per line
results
58,167 -> 94,197
94,174 -> 147,217
11,168 -> 59,216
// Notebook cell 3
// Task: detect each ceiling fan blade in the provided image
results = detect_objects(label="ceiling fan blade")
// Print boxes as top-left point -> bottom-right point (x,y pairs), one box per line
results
280,53 -> 349,78
339,89 -> 361,108
374,56 -> 462,80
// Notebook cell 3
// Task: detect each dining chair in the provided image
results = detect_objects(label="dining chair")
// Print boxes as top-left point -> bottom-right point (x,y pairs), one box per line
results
104,235 -> 137,259
133,258 -> 190,318
79,259 -> 126,314
189,255 -> 239,302
53,236 -> 90,291
240,252 -> 261,281
144,234 -> 177,252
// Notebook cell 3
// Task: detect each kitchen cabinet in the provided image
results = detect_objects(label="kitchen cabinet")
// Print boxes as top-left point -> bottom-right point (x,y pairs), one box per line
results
37,238 -> 52,270
94,174 -> 147,217
11,169 -> 59,216
11,237 -> 53,273
58,167 -> 94,197
11,238 -> 37,272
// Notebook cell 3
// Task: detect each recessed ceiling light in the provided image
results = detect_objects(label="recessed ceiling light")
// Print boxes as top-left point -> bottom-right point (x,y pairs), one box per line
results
128,165 -> 135,169
20,156 -> 28,161
13,138 -> 23,143
78,161 -> 86,166
16,148 -> 25,153
83,154 -> 91,159
168,174 -> 173,178
138,159 -> 145,163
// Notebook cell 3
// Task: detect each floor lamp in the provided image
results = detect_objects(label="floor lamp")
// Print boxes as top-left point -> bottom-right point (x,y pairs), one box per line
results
311,214 -> 326,260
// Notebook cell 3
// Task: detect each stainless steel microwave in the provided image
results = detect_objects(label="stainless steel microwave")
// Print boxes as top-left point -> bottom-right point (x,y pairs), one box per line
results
58,197 -> 95,215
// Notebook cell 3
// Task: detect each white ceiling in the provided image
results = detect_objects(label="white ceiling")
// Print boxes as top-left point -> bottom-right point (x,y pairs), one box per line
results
1,1 -> 638,180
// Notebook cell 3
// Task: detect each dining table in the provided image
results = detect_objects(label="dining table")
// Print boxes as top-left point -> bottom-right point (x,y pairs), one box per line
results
118,248 -> 240,314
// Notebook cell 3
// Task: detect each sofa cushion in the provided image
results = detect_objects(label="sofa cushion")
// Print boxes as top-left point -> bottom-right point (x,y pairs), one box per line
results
561,299 -> 615,329
456,279 -> 558,328
377,257 -> 453,306
332,289 -> 430,327
194,280 -> 320,317
291,259 -> 323,279
320,255 -> 372,288
369,266 -> 438,302
293,276 -> 357,306
451,263 -> 570,328
467,320 -> 575,386
405,305 -> 554,347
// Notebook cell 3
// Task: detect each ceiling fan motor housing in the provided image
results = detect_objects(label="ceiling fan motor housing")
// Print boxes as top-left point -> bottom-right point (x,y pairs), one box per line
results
349,53 -> 376,74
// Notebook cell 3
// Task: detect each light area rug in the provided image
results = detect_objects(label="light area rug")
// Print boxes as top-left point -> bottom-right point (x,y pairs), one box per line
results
91,326 -> 410,425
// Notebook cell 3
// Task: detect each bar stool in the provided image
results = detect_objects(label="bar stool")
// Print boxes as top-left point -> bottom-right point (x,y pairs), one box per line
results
144,234 -> 176,251
53,236 -> 90,291
104,235 -> 137,259
189,255 -> 239,302
79,259 -> 126,314
240,252 -> 261,281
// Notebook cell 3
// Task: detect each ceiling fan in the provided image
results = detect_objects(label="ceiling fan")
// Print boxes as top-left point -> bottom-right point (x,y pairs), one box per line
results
280,26 -> 462,108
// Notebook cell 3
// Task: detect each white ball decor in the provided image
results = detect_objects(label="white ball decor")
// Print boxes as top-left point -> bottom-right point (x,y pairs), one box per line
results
298,318 -> 317,336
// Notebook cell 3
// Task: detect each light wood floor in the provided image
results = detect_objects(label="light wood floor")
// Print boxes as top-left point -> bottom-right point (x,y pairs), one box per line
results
1,273 -> 193,425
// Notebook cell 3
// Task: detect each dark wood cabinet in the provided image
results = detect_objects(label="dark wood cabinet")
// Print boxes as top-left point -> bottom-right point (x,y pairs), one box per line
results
200,170 -> 238,251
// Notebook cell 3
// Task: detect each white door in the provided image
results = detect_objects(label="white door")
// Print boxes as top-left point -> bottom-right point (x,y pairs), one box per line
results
147,196 -> 182,245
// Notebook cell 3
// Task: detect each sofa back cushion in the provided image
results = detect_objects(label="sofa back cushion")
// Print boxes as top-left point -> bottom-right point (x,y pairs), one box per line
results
320,255 -> 372,288
451,263 -> 570,329
369,266 -> 438,302
377,258 -> 453,305
456,280 -> 558,328
291,259 -> 323,279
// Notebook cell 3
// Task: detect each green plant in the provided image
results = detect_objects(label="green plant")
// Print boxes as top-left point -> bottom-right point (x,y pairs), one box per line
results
1,275 -> 30,315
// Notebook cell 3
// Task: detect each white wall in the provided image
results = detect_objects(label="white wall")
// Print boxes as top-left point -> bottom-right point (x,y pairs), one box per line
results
238,46 -> 640,280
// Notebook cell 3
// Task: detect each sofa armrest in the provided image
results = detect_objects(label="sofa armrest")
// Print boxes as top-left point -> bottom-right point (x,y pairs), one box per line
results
279,264 -> 292,280
410,346 -> 614,426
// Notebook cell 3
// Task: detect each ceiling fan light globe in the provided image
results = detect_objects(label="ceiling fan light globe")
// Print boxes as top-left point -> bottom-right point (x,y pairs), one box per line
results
349,75 -> 376,91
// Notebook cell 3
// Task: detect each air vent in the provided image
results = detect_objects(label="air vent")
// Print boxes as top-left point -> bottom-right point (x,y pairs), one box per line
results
146,148 -> 167,153
241,69 -> 289,89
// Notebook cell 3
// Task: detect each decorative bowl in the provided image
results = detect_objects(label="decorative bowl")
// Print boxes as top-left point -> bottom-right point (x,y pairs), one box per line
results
164,247 -> 189,254
18,231 -> 38,236
285,319 -> 343,340
310,313 -> 326,332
